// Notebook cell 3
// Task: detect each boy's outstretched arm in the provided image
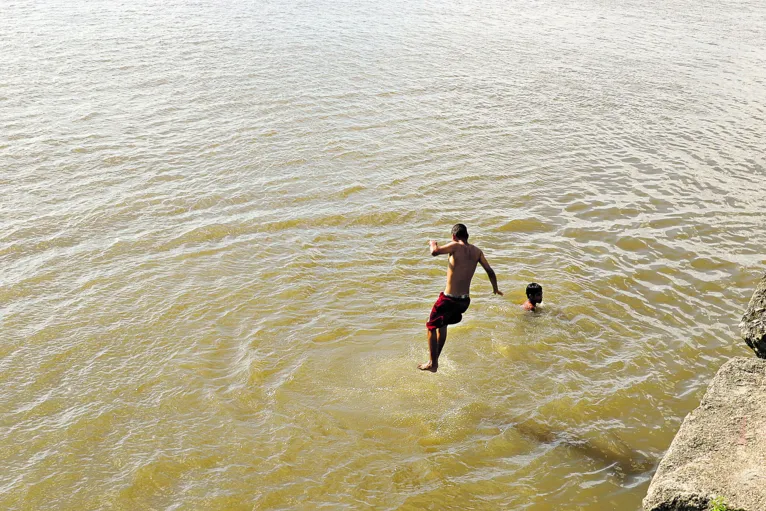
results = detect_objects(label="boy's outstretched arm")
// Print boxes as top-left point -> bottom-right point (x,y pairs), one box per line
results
479,252 -> 503,295
429,240 -> 457,256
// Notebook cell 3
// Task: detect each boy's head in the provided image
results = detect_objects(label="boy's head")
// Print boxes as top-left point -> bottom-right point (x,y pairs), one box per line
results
451,223 -> 469,242
526,283 -> 543,304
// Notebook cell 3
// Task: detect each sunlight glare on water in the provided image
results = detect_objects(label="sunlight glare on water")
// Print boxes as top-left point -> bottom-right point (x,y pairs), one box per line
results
2,0 -> 766,509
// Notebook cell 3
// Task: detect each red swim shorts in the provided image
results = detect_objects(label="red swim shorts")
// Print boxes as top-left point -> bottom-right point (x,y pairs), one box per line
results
426,292 -> 471,330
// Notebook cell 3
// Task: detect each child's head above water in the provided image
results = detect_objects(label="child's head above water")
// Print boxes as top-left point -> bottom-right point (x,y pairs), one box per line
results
523,283 -> 543,310
526,283 -> 543,303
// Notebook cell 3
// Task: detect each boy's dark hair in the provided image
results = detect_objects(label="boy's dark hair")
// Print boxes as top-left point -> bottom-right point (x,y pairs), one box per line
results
451,223 -> 469,241
526,283 -> 542,298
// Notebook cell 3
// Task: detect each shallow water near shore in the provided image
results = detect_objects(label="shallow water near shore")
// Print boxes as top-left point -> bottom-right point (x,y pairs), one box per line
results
2,0 -> 766,509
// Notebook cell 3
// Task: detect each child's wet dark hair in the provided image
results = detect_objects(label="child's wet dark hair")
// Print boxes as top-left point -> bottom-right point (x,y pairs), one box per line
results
526,282 -> 542,298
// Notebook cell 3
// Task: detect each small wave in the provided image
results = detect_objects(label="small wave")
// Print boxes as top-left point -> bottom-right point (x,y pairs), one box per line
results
259,210 -> 415,233
497,218 -> 555,233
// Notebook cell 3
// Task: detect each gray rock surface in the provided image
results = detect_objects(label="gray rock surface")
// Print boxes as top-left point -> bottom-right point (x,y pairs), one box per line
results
741,272 -> 766,359
643,357 -> 766,511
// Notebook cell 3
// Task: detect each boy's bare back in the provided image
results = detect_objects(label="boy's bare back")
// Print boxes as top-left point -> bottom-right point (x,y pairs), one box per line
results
430,239 -> 500,297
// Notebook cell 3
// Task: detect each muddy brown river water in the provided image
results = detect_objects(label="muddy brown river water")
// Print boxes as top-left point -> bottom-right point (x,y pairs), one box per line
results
2,0 -> 766,509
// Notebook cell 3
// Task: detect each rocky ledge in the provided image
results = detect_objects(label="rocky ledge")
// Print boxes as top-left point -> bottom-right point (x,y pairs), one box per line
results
740,272 -> 766,359
643,357 -> 766,511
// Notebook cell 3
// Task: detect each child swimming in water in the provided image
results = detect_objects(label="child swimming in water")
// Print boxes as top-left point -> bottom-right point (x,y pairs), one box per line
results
522,283 -> 543,311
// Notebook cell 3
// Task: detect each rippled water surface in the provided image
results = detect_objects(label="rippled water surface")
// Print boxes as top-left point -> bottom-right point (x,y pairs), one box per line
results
2,0 -> 766,509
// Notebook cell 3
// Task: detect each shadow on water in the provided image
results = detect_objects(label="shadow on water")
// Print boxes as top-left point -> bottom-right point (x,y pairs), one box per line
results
514,418 -> 656,478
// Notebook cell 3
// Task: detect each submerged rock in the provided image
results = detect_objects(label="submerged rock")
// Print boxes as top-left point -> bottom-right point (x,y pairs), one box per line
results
741,272 -> 766,358
643,357 -> 766,511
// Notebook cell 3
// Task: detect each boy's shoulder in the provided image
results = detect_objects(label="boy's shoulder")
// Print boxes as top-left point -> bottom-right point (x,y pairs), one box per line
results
467,242 -> 482,255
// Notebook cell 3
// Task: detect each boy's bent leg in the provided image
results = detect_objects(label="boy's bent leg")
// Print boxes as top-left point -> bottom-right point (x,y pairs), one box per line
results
435,326 -> 448,359
418,328 -> 439,372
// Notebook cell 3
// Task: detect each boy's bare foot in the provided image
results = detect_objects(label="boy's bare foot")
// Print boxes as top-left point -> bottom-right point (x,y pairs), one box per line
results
418,362 -> 438,372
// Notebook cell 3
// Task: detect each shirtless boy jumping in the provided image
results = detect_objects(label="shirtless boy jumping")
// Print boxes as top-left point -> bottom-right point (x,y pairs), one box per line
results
419,224 -> 502,372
